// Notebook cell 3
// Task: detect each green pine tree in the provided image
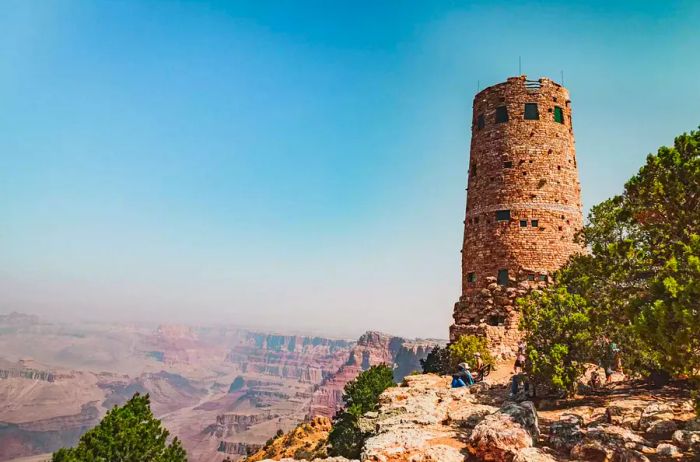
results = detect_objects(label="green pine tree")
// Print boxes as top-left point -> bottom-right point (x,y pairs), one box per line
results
52,393 -> 187,462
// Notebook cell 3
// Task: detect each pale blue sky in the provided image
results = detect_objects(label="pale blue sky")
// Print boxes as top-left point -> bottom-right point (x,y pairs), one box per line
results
1,1 -> 699,339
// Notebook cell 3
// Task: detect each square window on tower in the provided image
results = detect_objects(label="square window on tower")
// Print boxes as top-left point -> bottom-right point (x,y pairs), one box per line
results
524,103 -> 539,120
467,272 -> 477,283
554,106 -> 564,124
495,106 -> 509,124
495,210 -> 511,221
520,220 -> 527,227
497,269 -> 509,286
531,219 -> 539,227
477,114 -> 485,130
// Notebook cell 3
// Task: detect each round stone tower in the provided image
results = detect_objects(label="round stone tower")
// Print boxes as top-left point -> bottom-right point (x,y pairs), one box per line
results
450,76 -> 584,355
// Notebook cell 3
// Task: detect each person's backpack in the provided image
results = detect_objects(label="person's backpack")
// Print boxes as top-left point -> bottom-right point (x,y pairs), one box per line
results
451,377 -> 466,388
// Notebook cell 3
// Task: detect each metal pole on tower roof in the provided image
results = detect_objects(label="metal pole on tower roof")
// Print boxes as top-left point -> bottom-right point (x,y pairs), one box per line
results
518,56 -> 521,76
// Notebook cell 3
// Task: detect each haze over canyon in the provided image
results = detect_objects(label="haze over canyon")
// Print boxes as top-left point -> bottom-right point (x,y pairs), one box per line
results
0,311 -> 438,461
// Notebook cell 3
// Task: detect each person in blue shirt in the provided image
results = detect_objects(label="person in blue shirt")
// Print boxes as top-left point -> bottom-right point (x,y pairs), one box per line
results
451,362 -> 475,388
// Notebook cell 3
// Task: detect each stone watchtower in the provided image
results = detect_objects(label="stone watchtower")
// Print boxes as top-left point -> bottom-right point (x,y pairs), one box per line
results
450,76 -> 584,356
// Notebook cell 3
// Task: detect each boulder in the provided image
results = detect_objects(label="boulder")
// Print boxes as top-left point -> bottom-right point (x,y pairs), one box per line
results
639,402 -> 675,432
645,418 -> 677,436
512,447 -> 557,461
585,424 -> 651,451
655,443 -> 681,457
469,382 -> 491,395
549,413 -> 584,451
258,459 -> 356,462
468,401 -> 539,461
672,429 -> 700,450
605,400 -> 647,430
570,440 -> 612,461
615,449 -> 651,462
684,418 -> 700,431
448,403 -> 498,429
569,424 -> 653,462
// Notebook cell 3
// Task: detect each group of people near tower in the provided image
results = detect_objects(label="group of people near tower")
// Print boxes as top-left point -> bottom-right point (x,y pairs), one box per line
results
451,338 -> 624,395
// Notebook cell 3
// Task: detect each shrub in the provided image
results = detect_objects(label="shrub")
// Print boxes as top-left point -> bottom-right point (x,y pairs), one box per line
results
420,345 -> 452,374
328,364 -> 395,458
420,337 -> 494,375
448,335 -> 495,369
518,286 -> 598,397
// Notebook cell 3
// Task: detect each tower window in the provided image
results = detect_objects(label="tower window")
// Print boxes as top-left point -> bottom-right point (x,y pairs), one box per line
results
495,106 -> 509,124
495,210 -> 511,221
539,274 -> 547,282
487,315 -> 505,326
554,106 -> 564,124
527,274 -> 535,281
531,219 -> 539,227
471,164 -> 477,177
524,103 -> 539,120
503,161 -> 513,168
467,272 -> 477,283
477,114 -> 485,130
497,269 -> 509,286
520,220 -> 527,227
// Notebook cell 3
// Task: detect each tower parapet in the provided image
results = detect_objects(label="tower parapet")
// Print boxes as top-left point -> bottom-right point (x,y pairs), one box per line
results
450,76 -> 584,356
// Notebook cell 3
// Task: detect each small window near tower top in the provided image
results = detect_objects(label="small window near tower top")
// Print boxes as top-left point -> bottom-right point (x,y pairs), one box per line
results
527,274 -> 535,281
467,272 -> 477,283
477,114 -> 485,130
495,210 -> 511,221
554,106 -> 564,124
539,274 -> 547,282
471,164 -> 477,177
531,219 -> 539,227
497,269 -> 509,286
520,220 -> 527,227
495,106 -> 509,124
524,103 -> 539,120
503,161 -> 513,168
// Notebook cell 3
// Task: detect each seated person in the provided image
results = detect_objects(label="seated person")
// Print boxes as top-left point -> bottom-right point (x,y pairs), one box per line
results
451,362 -> 475,388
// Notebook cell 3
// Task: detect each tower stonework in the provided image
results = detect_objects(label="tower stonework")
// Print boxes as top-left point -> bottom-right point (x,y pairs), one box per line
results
450,76 -> 584,356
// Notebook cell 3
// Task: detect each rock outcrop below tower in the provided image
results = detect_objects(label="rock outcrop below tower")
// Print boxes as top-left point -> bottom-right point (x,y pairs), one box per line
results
450,76 -> 584,355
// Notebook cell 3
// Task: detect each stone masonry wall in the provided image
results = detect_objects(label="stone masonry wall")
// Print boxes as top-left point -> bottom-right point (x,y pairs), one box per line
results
450,76 -> 584,355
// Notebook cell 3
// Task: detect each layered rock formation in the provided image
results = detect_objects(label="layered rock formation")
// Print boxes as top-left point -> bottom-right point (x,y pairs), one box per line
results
0,313 -> 439,462
246,416 -> 332,461
307,332 -> 437,419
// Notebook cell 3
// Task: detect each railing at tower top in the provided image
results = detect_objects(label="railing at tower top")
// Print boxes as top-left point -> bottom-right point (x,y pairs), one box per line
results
524,79 -> 541,91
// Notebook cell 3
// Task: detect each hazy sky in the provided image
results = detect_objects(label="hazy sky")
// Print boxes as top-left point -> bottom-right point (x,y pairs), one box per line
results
1,1 -> 699,339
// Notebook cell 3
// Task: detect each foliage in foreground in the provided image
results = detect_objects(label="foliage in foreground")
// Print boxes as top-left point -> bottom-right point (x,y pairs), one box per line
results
449,335 -> 495,369
420,344 -> 453,374
518,287 -> 598,396
420,335 -> 494,375
518,128 -> 700,396
328,364 -> 395,458
52,393 -> 187,462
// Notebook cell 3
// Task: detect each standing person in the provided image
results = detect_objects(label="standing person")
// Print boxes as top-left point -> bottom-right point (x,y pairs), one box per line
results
514,352 -> 526,374
474,352 -> 484,374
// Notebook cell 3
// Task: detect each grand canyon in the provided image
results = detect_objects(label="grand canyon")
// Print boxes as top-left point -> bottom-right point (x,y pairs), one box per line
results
0,312 -> 438,462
